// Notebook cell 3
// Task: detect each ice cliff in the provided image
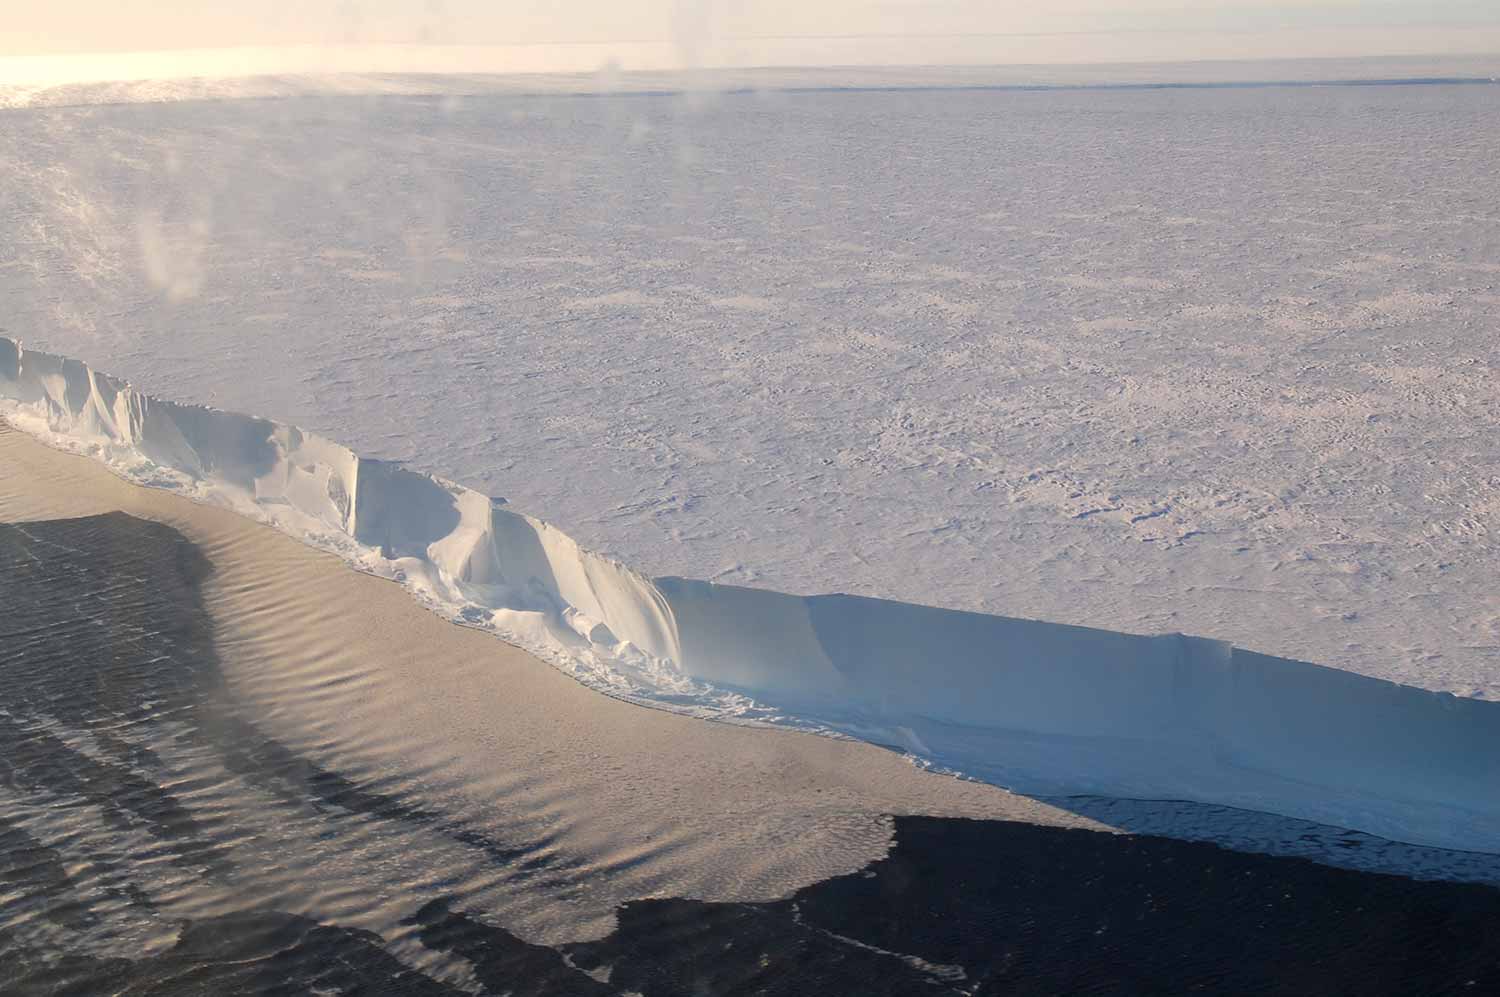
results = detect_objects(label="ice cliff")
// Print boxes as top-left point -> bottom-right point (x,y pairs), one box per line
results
3,335 -> 1496,853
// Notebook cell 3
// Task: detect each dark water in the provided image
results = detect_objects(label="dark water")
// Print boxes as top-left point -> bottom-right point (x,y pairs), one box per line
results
2,512 -> 1499,995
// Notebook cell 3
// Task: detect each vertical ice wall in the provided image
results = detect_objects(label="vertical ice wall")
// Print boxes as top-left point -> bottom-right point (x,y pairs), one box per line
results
3,336 -> 1497,853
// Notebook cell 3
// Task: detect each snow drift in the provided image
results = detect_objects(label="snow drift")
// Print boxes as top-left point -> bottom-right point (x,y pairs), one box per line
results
3,335 -> 1497,853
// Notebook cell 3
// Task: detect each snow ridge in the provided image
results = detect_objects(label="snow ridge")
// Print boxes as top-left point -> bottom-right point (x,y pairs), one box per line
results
3,335 -> 1497,853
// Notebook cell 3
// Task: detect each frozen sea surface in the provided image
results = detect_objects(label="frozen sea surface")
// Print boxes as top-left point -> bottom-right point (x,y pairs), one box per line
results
4,514 -> 1496,995
3,68 -> 1499,698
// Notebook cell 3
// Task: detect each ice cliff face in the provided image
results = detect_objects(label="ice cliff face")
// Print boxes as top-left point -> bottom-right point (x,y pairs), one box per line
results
4,334 -> 1497,853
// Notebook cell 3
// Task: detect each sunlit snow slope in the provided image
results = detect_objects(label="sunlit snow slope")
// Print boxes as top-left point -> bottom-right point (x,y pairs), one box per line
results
4,336 -> 1498,854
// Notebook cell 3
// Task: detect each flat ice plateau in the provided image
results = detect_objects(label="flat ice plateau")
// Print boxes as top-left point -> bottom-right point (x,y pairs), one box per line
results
3,61 -> 1499,850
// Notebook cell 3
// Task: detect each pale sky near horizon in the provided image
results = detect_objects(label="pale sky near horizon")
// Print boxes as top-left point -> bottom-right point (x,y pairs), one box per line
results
3,1 -> 1499,83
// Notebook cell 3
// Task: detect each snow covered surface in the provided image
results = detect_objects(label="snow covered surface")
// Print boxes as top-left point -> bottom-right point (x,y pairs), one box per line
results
3,62 -> 1500,850
5,336 -> 1499,854
4,54 -> 1497,109
3,67 -> 1500,705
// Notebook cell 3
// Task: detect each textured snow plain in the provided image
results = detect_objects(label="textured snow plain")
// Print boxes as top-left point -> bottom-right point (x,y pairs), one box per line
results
2,64 -> 1500,846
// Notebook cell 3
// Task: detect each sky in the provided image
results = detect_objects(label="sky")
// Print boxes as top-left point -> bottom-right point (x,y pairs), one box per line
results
2,1 -> 1499,83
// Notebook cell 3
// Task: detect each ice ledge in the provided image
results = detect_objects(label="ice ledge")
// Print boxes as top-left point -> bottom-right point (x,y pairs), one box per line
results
3,334 -> 1497,853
